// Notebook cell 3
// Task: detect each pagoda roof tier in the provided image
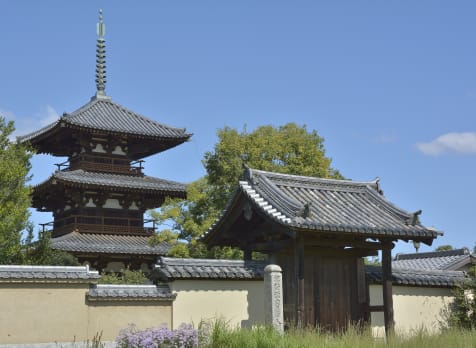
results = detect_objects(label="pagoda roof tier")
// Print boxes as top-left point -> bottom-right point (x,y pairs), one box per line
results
18,97 -> 192,159
202,167 -> 440,247
35,169 -> 186,196
32,170 -> 186,211
51,231 -> 169,256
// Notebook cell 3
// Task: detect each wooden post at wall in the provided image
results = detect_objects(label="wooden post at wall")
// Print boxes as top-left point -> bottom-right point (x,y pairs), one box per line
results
294,235 -> 305,326
243,249 -> 252,261
381,241 -> 395,337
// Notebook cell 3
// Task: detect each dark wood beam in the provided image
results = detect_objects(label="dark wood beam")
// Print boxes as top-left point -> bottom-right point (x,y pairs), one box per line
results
342,248 -> 379,257
369,305 -> 385,312
296,235 -> 384,250
381,240 -> 395,337
245,239 -> 293,252
294,235 -> 305,326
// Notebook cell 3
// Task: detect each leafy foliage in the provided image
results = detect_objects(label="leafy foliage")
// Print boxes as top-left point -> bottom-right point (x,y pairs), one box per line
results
364,256 -> 381,266
0,117 -> 32,264
98,269 -> 148,284
445,268 -> 476,330
23,228 -> 80,266
204,123 -> 343,209
435,245 -> 454,252
151,123 -> 342,259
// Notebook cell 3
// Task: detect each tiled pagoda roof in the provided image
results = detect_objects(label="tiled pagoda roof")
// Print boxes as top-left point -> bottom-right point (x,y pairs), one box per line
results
392,248 -> 476,271
35,169 -> 186,197
18,97 -> 191,158
203,167 -> 439,245
51,232 -> 169,256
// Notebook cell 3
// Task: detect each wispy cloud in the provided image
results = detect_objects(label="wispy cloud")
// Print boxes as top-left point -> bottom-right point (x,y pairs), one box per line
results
0,108 -> 16,121
465,90 -> 476,99
0,105 -> 59,140
374,132 -> 397,144
416,132 -> 476,156
39,105 -> 59,126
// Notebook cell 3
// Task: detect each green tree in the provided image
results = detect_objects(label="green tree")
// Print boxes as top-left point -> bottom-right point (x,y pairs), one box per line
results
204,123 -> 343,209
0,117 -> 32,264
24,230 -> 80,266
98,269 -> 148,284
436,245 -> 454,252
446,268 -> 476,329
151,123 -> 342,259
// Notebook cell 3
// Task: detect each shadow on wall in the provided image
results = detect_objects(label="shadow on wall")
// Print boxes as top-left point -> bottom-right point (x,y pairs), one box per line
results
242,284 -> 266,328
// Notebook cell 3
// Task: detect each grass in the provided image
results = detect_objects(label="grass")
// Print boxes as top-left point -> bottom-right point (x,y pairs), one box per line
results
199,321 -> 476,348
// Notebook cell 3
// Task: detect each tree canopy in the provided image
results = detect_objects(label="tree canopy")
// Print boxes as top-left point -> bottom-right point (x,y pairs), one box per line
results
150,123 -> 342,258
0,117 -> 32,264
435,245 -> 454,252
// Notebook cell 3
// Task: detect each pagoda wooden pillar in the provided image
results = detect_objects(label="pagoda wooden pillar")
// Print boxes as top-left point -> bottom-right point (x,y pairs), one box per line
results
381,241 -> 395,337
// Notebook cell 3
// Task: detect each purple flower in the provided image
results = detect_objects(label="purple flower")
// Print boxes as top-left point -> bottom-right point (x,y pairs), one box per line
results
116,323 -> 198,348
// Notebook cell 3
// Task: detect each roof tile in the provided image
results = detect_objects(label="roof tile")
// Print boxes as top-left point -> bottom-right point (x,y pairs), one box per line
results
19,98 -> 191,142
36,169 -> 186,195
87,284 -> 175,300
0,265 -> 99,283
154,257 -> 265,281
153,257 -> 467,288
204,168 -> 439,242
393,248 -> 475,270
367,266 -> 469,287
51,232 -> 169,255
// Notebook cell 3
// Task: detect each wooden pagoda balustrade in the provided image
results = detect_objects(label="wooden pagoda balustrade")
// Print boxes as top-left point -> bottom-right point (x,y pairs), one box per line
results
55,156 -> 144,175
47,215 -> 156,236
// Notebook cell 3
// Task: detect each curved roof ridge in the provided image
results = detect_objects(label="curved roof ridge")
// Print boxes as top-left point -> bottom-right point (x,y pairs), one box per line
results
250,167 -> 379,189
364,185 -> 414,221
250,170 -> 303,217
18,97 -> 192,150
51,232 -> 169,255
34,169 -> 186,194
17,118 -> 61,143
239,180 -> 293,223
68,98 -> 189,134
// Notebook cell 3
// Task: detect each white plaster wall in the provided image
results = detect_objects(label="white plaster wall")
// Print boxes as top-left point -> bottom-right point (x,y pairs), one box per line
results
369,284 -> 454,336
169,280 -> 265,329
112,145 -> 126,155
103,198 -> 121,209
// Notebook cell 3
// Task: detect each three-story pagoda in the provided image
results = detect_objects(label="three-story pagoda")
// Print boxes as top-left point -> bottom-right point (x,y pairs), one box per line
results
19,11 -> 191,271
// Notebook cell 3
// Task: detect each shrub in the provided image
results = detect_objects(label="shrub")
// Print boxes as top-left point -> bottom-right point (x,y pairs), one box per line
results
116,323 -> 198,348
99,269 -> 148,284
445,272 -> 476,330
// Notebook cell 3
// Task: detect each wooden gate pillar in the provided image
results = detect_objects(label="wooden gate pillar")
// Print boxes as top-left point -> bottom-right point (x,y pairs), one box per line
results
294,235 -> 305,326
381,241 -> 395,336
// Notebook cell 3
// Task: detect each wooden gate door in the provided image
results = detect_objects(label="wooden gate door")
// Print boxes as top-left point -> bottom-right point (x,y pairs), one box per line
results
279,252 -> 369,330
306,254 -> 368,330
314,255 -> 352,330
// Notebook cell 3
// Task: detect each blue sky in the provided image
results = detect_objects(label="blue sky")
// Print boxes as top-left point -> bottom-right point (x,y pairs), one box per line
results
1,1 -> 475,255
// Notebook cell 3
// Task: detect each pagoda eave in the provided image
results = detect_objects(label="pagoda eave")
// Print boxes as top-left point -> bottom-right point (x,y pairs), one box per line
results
21,123 -> 191,159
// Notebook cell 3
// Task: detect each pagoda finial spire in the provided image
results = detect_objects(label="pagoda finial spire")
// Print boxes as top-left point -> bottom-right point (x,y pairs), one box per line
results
94,9 -> 108,99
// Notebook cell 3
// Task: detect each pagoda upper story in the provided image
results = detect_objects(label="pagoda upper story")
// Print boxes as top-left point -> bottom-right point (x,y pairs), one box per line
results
19,96 -> 191,175
17,11 -> 191,268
